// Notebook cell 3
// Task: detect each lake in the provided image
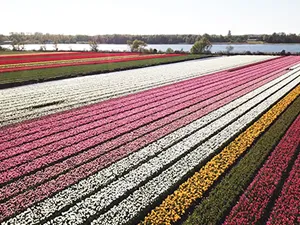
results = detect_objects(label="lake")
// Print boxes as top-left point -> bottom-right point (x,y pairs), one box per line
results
1,43 -> 300,53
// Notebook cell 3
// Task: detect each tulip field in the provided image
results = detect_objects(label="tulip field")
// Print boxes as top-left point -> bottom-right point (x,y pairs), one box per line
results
0,55 -> 299,225
0,52 -> 184,73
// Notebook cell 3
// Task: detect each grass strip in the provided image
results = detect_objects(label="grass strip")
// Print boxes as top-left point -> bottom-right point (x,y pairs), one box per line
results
182,90 -> 300,225
0,51 -> 38,55
140,85 -> 300,225
0,55 -> 210,88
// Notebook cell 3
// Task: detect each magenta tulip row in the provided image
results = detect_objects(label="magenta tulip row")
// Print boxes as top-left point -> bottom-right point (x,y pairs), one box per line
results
0,56 -> 296,144
223,115 -> 300,225
267,149 -> 300,225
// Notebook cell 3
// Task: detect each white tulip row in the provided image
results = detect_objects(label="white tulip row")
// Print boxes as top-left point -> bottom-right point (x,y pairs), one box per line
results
91,73 -> 300,225
0,56 -> 275,127
44,70 -> 300,225
4,67 -> 298,224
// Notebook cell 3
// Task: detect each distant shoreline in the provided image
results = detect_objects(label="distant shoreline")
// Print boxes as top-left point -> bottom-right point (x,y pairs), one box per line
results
2,42 -> 300,46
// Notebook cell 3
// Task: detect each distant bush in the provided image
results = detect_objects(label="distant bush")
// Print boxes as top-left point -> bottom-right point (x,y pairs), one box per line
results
166,48 -> 174,53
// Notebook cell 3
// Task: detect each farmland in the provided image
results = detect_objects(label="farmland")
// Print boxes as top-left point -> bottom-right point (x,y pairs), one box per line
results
0,55 -> 299,225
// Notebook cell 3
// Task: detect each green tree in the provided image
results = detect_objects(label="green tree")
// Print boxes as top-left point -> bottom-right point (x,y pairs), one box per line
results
190,37 -> 212,54
89,39 -> 99,52
166,48 -> 174,53
127,39 -> 147,52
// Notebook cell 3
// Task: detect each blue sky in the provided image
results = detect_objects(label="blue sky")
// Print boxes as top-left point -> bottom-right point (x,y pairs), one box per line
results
1,0 -> 300,35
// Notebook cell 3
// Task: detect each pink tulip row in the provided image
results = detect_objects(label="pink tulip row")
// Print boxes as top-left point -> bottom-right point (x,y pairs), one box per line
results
223,115 -> 300,225
267,149 -> 300,225
0,67 -> 290,220
0,61 -> 289,183
0,56 -> 296,142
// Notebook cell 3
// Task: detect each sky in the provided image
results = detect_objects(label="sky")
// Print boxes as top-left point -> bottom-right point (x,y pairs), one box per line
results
1,0 -> 300,35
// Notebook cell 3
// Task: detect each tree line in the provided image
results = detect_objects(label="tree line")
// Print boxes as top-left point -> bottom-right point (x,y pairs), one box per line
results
1,32 -> 300,45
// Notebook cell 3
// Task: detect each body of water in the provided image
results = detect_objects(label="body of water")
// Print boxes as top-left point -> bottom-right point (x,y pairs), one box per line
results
1,43 -> 300,53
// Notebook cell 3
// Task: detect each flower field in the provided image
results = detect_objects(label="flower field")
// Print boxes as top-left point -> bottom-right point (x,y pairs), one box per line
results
0,55 -> 299,225
0,52 -> 183,73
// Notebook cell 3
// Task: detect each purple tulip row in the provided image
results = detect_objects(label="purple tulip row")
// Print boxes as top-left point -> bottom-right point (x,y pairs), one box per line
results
223,115 -> 300,225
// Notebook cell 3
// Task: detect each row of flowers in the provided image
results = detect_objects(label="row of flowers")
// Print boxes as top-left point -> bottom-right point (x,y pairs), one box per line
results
0,54 -> 157,69
0,67 -> 282,213
0,52 -> 139,64
223,114 -> 300,224
0,55 -> 276,127
89,76 -> 300,225
1,62 -> 290,223
267,148 -> 300,225
0,64 -> 258,151
0,63 -> 278,181
0,55 -> 147,69
0,54 -> 183,73
181,85 -> 300,225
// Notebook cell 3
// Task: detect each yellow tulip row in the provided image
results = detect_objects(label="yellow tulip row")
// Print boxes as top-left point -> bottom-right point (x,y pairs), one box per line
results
141,84 -> 300,225
0,55 -> 143,69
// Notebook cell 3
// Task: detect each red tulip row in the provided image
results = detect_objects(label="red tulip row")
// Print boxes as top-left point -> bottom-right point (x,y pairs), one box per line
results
267,149 -> 300,225
0,56 -> 296,151
0,54 -> 183,73
0,58 -> 297,221
223,115 -> 300,225
0,51 -> 77,59
0,52 -> 138,64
